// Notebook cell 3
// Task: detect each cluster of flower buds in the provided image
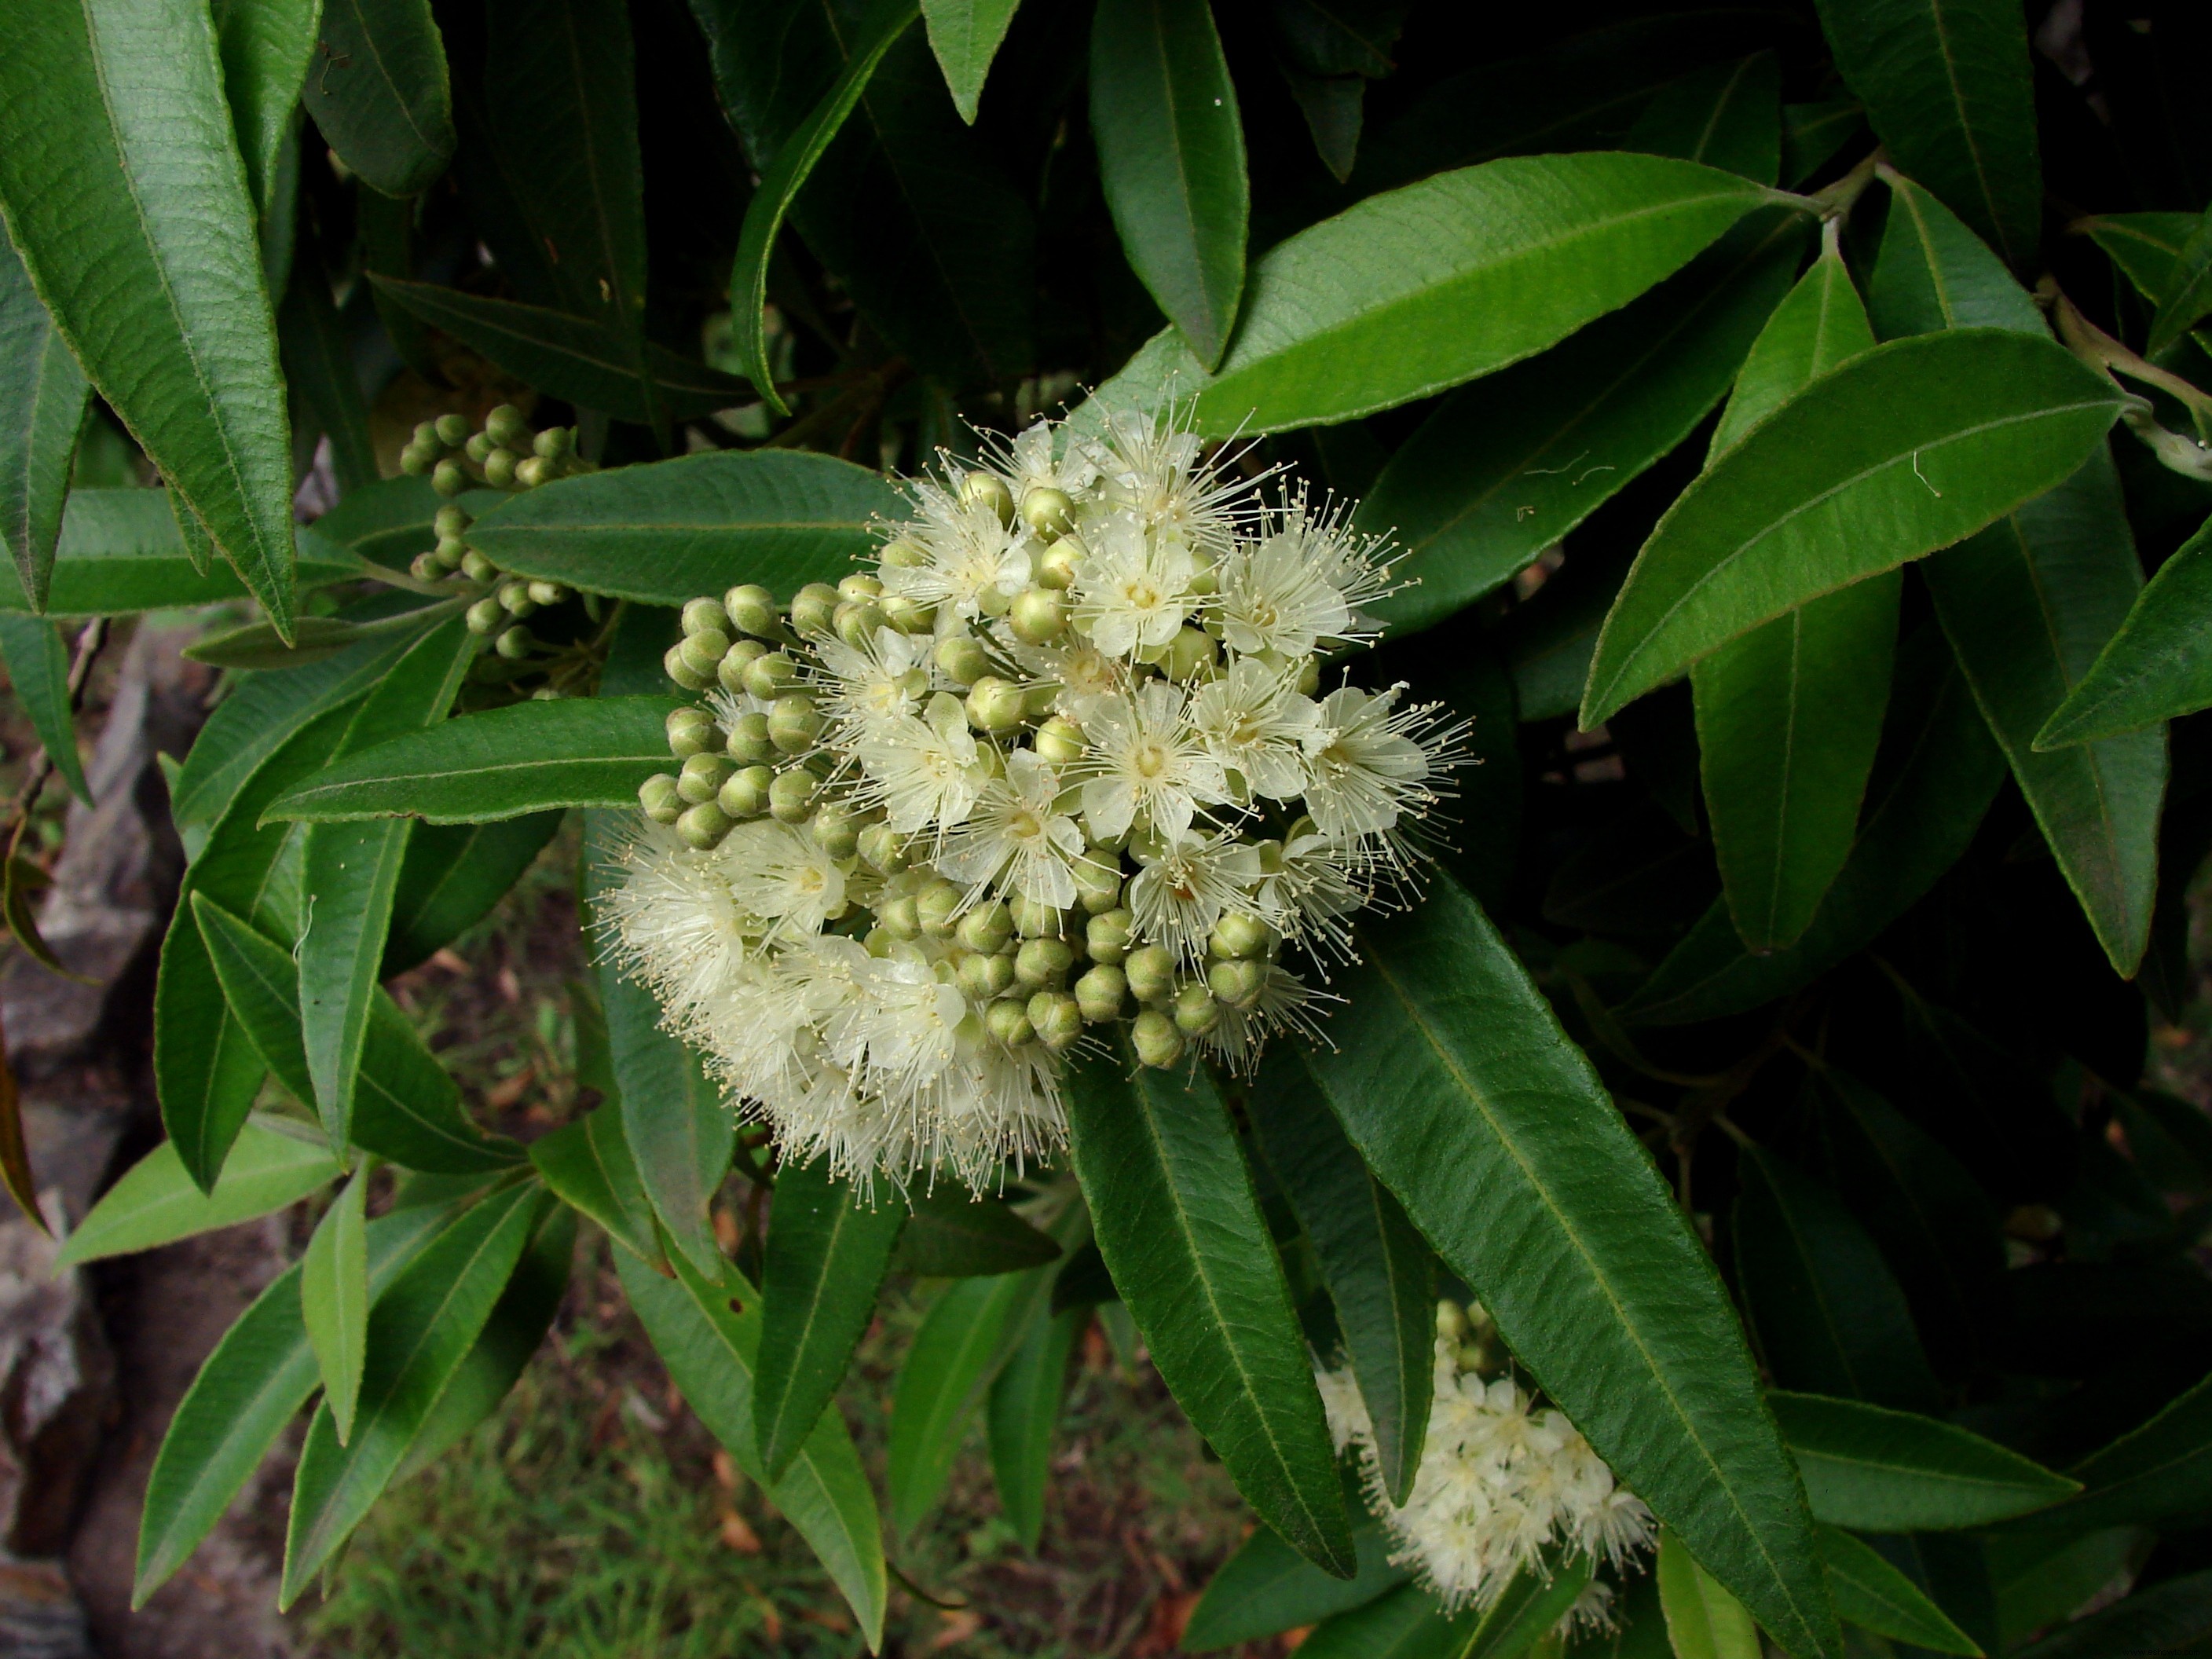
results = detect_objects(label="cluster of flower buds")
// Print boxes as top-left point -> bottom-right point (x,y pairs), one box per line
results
398,402 -> 584,498
1317,1300 -> 1654,1628
604,407 -> 1470,1190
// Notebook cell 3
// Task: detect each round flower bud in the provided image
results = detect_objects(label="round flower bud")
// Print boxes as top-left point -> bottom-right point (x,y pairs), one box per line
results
1132,1009 -> 1185,1069
534,427 -> 573,460
679,628 -> 730,676
1186,548 -> 1219,599
880,537 -> 928,569
809,800 -> 861,858
1172,981 -> 1220,1035
791,583 -> 840,638
858,823 -> 910,874
768,694 -> 822,753
742,650 -> 797,700
482,448 -> 518,488
966,676 -> 1025,734
958,901 -> 1013,955
1207,958 -> 1266,1010
677,752 -> 734,804
666,706 -> 719,757
834,599 -> 886,648
1020,486 -> 1074,542
639,773 -> 683,825
466,596 -> 506,635
718,764 -> 773,819
1009,588 -> 1066,645
1074,964 -> 1126,1023
465,432 -> 496,465
1085,907 -> 1131,965
400,441 -> 432,476
721,584 -> 778,639
1071,855 -> 1122,914
1009,894 -> 1062,939
410,551 -> 447,582
677,800 -> 734,851
959,470 -> 1014,525
515,456 -> 551,489
663,643 -> 713,691
767,765 -> 818,823
413,419 -> 443,451
435,505 -> 471,540
683,596 -> 731,638
723,710 -> 775,764
984,997 -> 1034,1047
494,624 -> 534,661
1209,910 -> 1273,961
877,894 -> 921,939
485,405 -> 530,449
432,458 -> 469,498
1124,943 -> 1175,1005
1163,626 -> 1218,683
434,412 -> 472,448
528,580 -> 569,607
881,595 -> 936,634
461,548 -> 500,583
838,573 -> 884,602
935,634 -> 991,687
917,878 -> 962,938
499,578 -> 539,617
1434,1299 -> 1468,1343
1035,539 -> 1081,591
1015,936 -> 1074,990
1028,991 -> 1082,1051
959,949 -> 1016,1001
708,645 -> 759,698
1296,657 -> 1322,697
1018,718 -> 1078,769
434,536 -> 470,566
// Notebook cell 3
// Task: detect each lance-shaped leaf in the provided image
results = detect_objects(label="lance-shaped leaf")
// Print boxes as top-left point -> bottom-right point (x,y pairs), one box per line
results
1581,329 -> 2122,726
302,1167 -> 371,1444
279,255 -> 378,497
528,1102 -> 661,1266
0,617 -> 92,805
463,450 -> 899,606
0,0 -> 299,635
2148,210 -> 2212,358
617,1243 -> 888,1650
1183,1518 -> 1408,1652
754,1159 -> 905,1481
280,1181 -> 548,1602
1090,0 -> 1248,368
1293,1582 -> 1476,1659
2078,212 -> 2199,309
1659,1529 -> 1763,1659
267,694 -> 685,824
1623,50 -> 1782,184
2009,1570 -> 2212,1659
1817,1524 -> 1983,1654
1303,872 -> 1838,1657
892,1186 -> 1061,1276
2027,1372 -> 2212,1533
1253,1046 -> 1434,1504
1869,169 -> 2044,340
384,811 -> 564,975
57,1120 -> 338,1268
212,0 -> 318,219
1812,0 -> 2041,269
302,0 -> 456,198
1463,1552 -> 1596,1657
0,224 -> 90,611
300,617 -> 477,1151
1182,152 -> 1774,434
921,0 -> 1023,123
2040,516 -> 2212,748
1065,1049 -> 1354,1577
595,952 -> 731,1279
1773,1393 -> 2078,1530
728,0 -> 921,416
985,1304 -> 1081,1553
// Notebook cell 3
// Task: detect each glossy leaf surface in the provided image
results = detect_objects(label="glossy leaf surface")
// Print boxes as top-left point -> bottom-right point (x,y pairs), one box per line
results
527,1103 -> 661,1266
2040,516 -> 2212,746
57,1120 -> 337,1268
1772,1392 -> 2078,1530
0,225 -> 90,610
1817,1523 -> 1983,1654
302,0 -> 456,197
920,0 -> 1022,122
1867,169 -> 2043,340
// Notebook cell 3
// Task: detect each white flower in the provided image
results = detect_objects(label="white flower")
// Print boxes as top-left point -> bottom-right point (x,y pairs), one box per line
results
1188,657 -> 1320,801
854,693 -> 991,838
1127,829 -> 1263,966
1087,408 -> 1258,555
1218,492 -> 1399,657
811,626 -> 932,736
1079,680 -> 1229,842
1071,514 -> 1199,658
597,822 -> 761,1019
936,749 -> 1089,909
884,488 -> 1031,624
1302,683 -> 1442,844
1257,823 -> 1368,963
1003,632 -> 1130,721
993,419 -> 1099,500
720,819 -> 849,940
828,950 -> 969,1109
1197,964 -> 1335,1074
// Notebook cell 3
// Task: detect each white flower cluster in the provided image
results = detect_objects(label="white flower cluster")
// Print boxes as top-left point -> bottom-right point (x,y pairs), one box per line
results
604,408 -> 1467,1190
1317,1301 -> 1654,1628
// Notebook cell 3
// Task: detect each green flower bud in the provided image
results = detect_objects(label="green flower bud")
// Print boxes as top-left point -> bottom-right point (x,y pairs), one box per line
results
959,470 -> 1014,525
410,551 -> 448,582
677,800 -> 734,850
482,445 -> 515,485
639,773 -> 683,825
1015,936 -> 1074,990
880,537 -> 928,569
936,633 -> 991,687
500,578 -> 539,617
1434,1299 -> 1467,1343
466,597 -> 506,635
1028,991 -> 1082,1051
486,405 -> 530,449
768,694 -> 822,753
959,950 -> 1015,1000
667,706 -> 719,757
1132,1009 -> 1185,1069
958,901 -> 1013,954
877,894 -> 921,939
434,536 -> 470,566
858,823 -> 910,874
1085,907 -> 1132,965
768,765 -> 818,823
515,456 -> 552,489
834,599 -> 886,647
462,548 -> 500,583
1172,981 -> 1220,1035
985,997 -> 1034,1047
1186,548 -> 1219,599
966,676 -> 1025,733
1296,657 -> 1322,697
679,628 -> 730,676
1163,626 -> 1218,682
1207,957 -> 1266,1010
1020,683 -> 1057,722
723,709 -> 775,764
718,764 -> 773,819
434,505 -> 471,540
742,650 -> 798,700
432,458 -> 469,498
466,432 -> 497,467
791,582 -> 840,637
1009,588 -> 1066,645
916,878 -> 962,938
677,752 -> 734,804
413,419 -> 442,451
1016,720 -> 1075,771
1009,893 -> 1063,939
715,639 -> 764,694
810,800 -> 862,859
434,412 -> 472,448
723,584 -> 778,639
400,443 -> 434,476
683,596 -> 732,638
1020,486 -> 1074,541
1035,539 -> 1081,590
838,573 -> 884,602
1124,943 -> 1175,1004
881,595 -> 936,634
1071,855 -> 1122,914
663,643 -> 713,691
1209,910 -> 1272,961
527,580 -> 568,607
533,427 -> 573,460
1074,964 -> 1126,1023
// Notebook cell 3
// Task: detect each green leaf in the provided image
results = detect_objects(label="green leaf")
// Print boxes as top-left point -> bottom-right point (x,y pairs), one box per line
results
0,222 -> 90,610
280,1180 -> 548,1603
57,1119 -> 337,1268
1782,99 -> 1865,189
0,616 -> 91,805
184,601 -> 460,672
1465,1551 -> 1596,1658
985,1303 -> 1081,1552
2039,515 -> 2212,747
2012,1569 -> 2212,1659
463,450 -> 900,607
1359,210 -> 1807,633
598,961 -> 731,1280
279,255 -> 378,497
1500,544 -> 1630,723
616,1241 -> 888,1650
920,0 -> 1022,123
1252,1046 -> 1434,1505
1924,449 -> 2165,974
2078,212 -> 2201,309
1624,51 -> 1782,185
302,1167 -> 372,1445
1812,0 -> 2041,268
2148,211 -> 2212,358
1731,1145 -> 1939,1412
755,1159 -> 905,1481
727,0 -> 921,416
367,278 -> 750,426
887,1274 -> 1018,1536
1817,1524 -> 1983,1654
133,1194 -> 457,1602
0,0 -> 300,635
1581,329 -> 2122,725
528,1102 -> 661,1266
1183,1517 -> 1409,1652
1090,0 -> 1248,368
299,617 -> 477,1149
383,811 -> 562,976
2034,1371 -> 2212,1533
267,694 -> 685,825
1182,152 -> 1774,434
211,0 -> 318,219
1771,1393 -> 2079,1530
1064,1047 -> 1354,1577
1868,169 -> 2045,340
892,1186 -> 1062,1277
1711,232 -> 1876,458
1302,870 -> 1837,1658
301,0 -> 456,198
1658,1529 -> 1761,1659
1291,1582 -> 1477,1659
309,474 -> 464,569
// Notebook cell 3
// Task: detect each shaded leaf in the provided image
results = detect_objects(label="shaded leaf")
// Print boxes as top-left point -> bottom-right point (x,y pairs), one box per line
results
1284,1581 -> 1474,1659
278,254 -> 378,497
1782,99 -> 1865,188
892,1186 -> 1062,1277
2078,211 -> 2199,310
2148,211 -> 2212,358
985,1303 -> 1081,1553
921,0 -> 1023,123
0,222 -> 91,610
1464,1551 -> 1596,1658
384,812 -> 563,976
211,0 -> 319,219
1817,1523 -> 1983,1654
529,1102 -> 662,1266
2033,1371 -> 2212,1534
1624,51 -> 1782,184
2013,1569 -> 2212,1659
301,1167 -> 371,1444
57,1119 -> 338,1269
2040,514 -> 2212,747
1772,1392 -> 2078,1530
302,0 -> 456,198
183,602 -> 457,672
1868,168 -> 2043,340
1657,1528 -> 1762,1659
1182,1516 -> 1408,1652
0,616 -> 91,804
0,1009 -> 34,1233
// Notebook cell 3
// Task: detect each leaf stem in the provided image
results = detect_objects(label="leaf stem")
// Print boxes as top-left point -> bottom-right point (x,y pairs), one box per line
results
2040,277 -> 2212,480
